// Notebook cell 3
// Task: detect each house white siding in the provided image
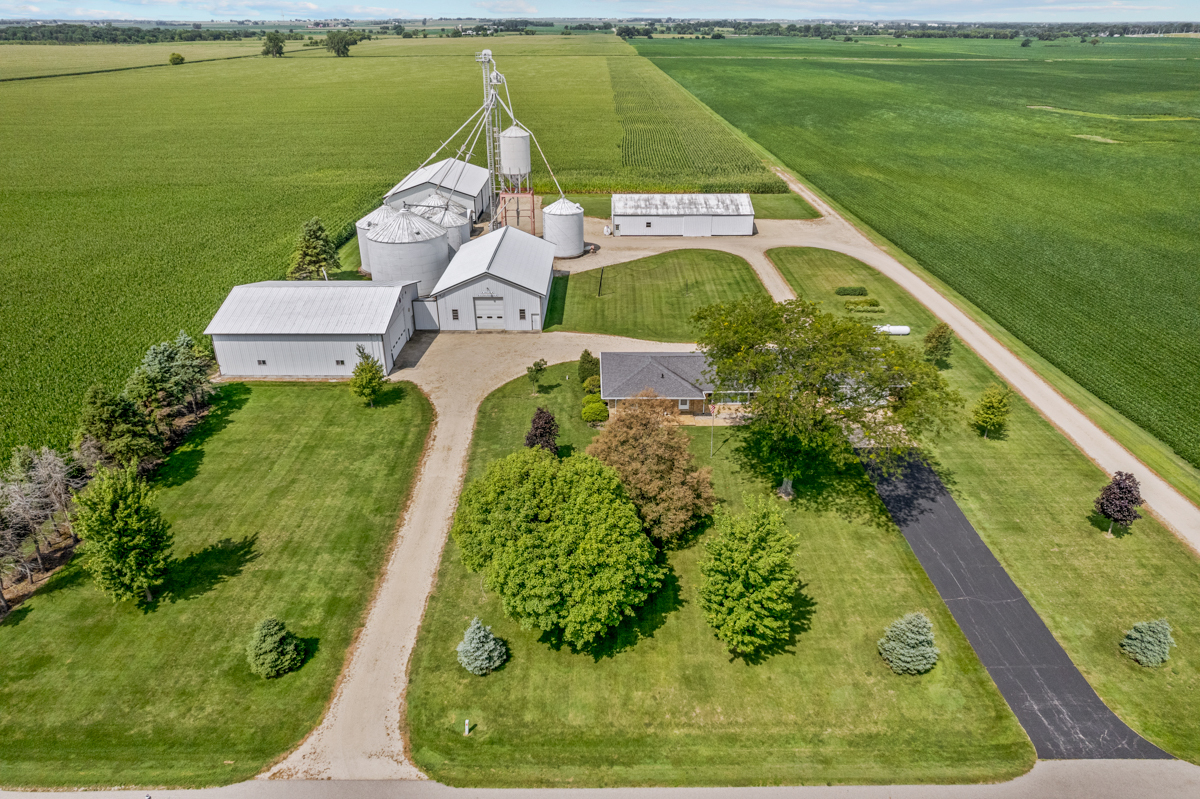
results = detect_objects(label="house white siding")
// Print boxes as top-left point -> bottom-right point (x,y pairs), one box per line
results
435,275 -> 544,332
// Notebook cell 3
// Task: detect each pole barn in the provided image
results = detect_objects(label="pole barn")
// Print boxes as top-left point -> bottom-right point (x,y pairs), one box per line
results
611,194 -> 755,237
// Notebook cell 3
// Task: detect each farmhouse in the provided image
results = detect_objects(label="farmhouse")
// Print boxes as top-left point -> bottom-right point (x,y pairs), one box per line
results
422,226 -> 556,331
204,280 -> 418,378
384,158 -> 492,222
611,194 -> 755,237
600,352 -> 715,414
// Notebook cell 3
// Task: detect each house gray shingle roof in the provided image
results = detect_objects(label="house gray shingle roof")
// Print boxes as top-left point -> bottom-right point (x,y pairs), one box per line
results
600,352 -> 713,401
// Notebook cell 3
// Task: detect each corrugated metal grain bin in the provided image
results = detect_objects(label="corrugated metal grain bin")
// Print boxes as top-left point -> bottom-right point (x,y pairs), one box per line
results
411,195 -> 473,252
366,210 -> 450,297
542,198 -> 585,258
355,205 -> 397,274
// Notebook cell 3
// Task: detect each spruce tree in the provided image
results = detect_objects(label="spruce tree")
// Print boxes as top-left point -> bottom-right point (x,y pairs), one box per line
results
578,349 -> 600,383
75,384 -> 162,467
349,344 -> 386,407
878,612 -> 940,675
970,383 -> 1012,439
246,618 -> 305,678
1120,619 -> 1175,667
288,217 -> 339,280
456,617 -> 508,675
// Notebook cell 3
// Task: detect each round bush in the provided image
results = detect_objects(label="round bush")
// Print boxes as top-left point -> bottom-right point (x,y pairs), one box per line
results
581,400 -> 609,424
246,617 -> 304,679
878,612 -> 939,675
583,375 -> 602,394
456,617 -> 508,676
1121,619 -> 1175,667
168,53 -> 185,65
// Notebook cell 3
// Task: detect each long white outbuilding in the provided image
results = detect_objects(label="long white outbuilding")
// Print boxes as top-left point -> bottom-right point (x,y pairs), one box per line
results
611,193 -> 755,237
204,280 -> 418,378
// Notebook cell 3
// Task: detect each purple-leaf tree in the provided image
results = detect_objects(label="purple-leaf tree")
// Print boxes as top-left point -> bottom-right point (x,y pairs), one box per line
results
524,407 -> 559,454
1094,471 -> 1144,534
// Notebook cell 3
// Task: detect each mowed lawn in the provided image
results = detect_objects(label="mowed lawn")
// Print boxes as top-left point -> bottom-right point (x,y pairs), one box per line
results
0,382 -> 432,787
406,364 -> 1033,787
543,250 -> 768,341
773,247 -> 1200,761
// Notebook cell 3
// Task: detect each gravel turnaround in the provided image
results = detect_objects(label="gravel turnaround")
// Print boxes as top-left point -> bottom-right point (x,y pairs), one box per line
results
867,456 -> 1171,760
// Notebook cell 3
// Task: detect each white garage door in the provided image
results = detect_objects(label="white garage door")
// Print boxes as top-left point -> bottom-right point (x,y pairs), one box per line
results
474,298 -> 505,330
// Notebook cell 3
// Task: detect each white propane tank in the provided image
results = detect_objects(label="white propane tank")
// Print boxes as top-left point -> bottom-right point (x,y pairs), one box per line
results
875,325 -> 911,336
542,198 -> 585,258
499,125 -> 532,180
366,210 -> 450,297
354,206 -> 397,274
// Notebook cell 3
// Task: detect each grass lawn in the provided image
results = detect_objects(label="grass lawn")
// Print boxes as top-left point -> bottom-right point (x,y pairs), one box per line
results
541,193 -> 816,220
406,364 -> 1033,787
543,250 -> 768,342
772,247 -> 1200,762
0,381 -> 433,788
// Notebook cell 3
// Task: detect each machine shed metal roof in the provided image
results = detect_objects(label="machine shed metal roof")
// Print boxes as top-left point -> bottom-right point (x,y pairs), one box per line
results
612,193 -> 754,217
431,226 -> 556,297
204,281 -> 416,336
600,352 -> 713,401
385,158 -> 491,201
365,209 -> 446,244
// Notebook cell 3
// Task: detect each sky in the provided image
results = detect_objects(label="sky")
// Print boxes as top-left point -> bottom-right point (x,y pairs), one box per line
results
1,0 -> 1197,23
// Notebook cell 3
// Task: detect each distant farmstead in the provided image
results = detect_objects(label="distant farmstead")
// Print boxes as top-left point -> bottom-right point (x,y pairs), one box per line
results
611,193 -> 755,237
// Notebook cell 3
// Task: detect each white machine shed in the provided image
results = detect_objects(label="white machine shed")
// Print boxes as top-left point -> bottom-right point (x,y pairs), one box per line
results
383,158 -> 492,222
424,226 -> 555,332
611,193 -> 754,237
204,280 -> 419,377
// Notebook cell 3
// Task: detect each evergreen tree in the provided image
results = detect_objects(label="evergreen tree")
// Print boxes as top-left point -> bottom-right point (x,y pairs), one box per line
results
73,466 -> 173,603
970,383 -> 1012,438
698,496 -> 797,657
76,384 -> 162,466
922,322 -> 954,364
1094,471 -> 1144,534
878,612 -> 940,674
524,407 -> 559,454
578,349 -> 600,383
349,344 -> 386,407
456,617 -> 508,675
1120,619 -> 1175,667
288,217 -> 339,280
246,617 -> 305,678
583,375 -> 602,394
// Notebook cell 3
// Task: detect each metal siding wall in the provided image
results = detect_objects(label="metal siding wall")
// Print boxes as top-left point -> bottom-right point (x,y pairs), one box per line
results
212,334 -> 379,377
613,215 -> 684,236
711,215 -> 754,236
413,298 -> 440,330
682,216 -> 712,237
434,277 -> 545,331
382,287 -> 414,369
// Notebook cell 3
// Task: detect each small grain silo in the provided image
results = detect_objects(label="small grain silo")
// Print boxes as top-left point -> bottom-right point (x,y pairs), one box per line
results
499,125 -> 532,183
355,205 -> 398,274
411,195 -> 473,252
366,210 -> 450,296
542,198 -> 585,258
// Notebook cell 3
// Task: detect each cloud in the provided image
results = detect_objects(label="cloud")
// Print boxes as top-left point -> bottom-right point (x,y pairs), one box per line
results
473,0 -> 538,14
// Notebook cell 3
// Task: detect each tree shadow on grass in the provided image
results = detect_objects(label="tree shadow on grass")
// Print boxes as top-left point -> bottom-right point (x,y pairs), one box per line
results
0,606 -> 32,627
297,635 -> 321,669
156,383 -> 253,488
28,558 -> 89,600
155,535 -> 259,606
730,582 -> 818,666
1087,511 -> 1132,538
372,382 -> 407,409
538,565 -> 684,662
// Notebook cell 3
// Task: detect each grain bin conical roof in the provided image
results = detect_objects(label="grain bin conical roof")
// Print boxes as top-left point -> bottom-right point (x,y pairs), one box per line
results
415,204 -> 469,230
358,205 -> 398,229
408,193 -> 468,217
543,198 -> 584,216
365,209 -> 446,244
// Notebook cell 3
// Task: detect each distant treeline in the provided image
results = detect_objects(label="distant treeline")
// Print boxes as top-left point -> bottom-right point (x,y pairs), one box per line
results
0,23 -> 262,43
616,20 -> 1198,39
497,19 -> 556,30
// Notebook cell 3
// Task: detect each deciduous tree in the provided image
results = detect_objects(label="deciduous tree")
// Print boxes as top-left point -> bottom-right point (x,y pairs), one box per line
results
324,30 -> 353,56
73,466 -> 172,603
1094,471 -> 1144,534
970,383 -> 1012,439
262,31 -> 285,56
349,344 -> 385,407
526,358 -> 547,392
922,322 -> 954,364
288,217 -> 339,280
587,391 -> 714,542
698,496 -> 797,658
451,449 -> 663,649
524,407 -> 559,454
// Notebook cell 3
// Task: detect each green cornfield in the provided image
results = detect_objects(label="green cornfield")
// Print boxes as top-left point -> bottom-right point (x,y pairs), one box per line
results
0,36 -> 778,454
640,36 -> 1200,467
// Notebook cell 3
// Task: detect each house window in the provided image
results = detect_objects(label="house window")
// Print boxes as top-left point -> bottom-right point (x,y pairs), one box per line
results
336,360 -> 345,366
646,222 -> 652,228
678,399 -> 689,411
257,360 -> 267,366
452,309 -> 459,321
519,309 -> 526,320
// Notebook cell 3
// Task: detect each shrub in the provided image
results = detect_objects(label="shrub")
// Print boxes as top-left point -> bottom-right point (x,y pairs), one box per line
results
1121,619 -> 1175,667
582,400 -> 609,425
583,375 -> 602,395
168,53 -> 184,65
878,613 -> 939,675
456,617 -> 508,675
834,286 -> 867,296
582,392 -> 605,406
578,350 -> 600,383
524,407 -> 559,454
844,298 -> 881,310
246,618 -> 304,679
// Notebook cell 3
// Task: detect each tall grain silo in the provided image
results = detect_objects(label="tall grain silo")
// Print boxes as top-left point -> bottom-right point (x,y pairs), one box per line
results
499,125 -> 532,182
542,198 -> 585,258
410,194 -> 473,252
366,209 -> 450,296
355,205 -> 397,274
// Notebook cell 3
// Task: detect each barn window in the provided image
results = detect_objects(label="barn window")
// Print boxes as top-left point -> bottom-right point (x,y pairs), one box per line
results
519,309 -> 526,320
336,360 -> 345,366
257,360 -> 267,366
646,222 -> 652,228
452,309 -> 459,321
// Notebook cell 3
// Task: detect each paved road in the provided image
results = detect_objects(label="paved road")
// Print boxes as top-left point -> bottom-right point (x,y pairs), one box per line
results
867,456 -> 1170,760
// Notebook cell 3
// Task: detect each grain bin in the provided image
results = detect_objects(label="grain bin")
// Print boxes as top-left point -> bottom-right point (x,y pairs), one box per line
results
499,125 -> 532,180
366,210 -> 450,296
542,198 -> 585,258
355,205 -> 398,274
410,195 -> 473,252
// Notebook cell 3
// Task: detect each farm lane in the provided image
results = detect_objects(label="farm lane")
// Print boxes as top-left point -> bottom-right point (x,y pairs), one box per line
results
262,332 -> 696,781
555,175 -> 1200,549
